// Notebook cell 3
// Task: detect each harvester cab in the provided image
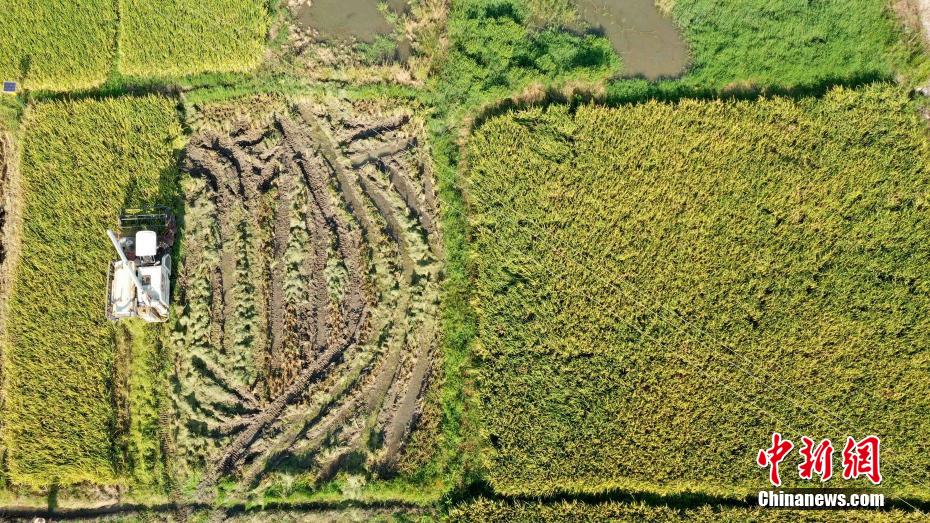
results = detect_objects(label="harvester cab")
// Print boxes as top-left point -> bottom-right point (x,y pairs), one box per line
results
105,208 -> 176,323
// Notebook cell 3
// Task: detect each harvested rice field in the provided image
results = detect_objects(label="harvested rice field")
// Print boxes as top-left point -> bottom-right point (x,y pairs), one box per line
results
170,95 -> 442,497
0,131 -> 13,276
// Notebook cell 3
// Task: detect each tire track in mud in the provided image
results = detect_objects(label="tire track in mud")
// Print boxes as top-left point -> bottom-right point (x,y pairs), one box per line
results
281,287 -> 413,486
379,320 -> 436,472
209,335 -> 350,485
268,164 -> 292,380
290,103 -> 441,481
172,100 -> 442,496
277,114 -> 367,346
241,308 -> 405,489
0,133 -> 11,267
237,193 -> 413,489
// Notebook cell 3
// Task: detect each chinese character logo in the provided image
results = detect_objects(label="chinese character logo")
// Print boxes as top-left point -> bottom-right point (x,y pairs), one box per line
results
842,435 -> 882,485
798,436 -> 833,481
757,432 -> 794,486
758,433 -> 882,486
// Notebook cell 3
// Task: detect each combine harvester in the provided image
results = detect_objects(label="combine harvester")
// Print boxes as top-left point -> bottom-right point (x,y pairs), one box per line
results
105,208 -> 176,323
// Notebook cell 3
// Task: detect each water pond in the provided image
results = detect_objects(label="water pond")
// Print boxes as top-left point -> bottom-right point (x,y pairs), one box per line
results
573,0 -> 689,79
295,0 -> 410,60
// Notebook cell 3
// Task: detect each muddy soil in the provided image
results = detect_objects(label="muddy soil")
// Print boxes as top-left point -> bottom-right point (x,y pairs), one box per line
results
571,0 -> 689,79
293,0 -> 411,61
172,97 -> 441,496
918,0 -> 930,43
0,132 -> 9,476
0,133 -> 12,267
295,0 -> 408,42
0,132 -> 18,457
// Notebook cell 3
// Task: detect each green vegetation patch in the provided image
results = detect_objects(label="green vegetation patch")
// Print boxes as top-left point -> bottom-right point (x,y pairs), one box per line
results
466,85 -> 930,497
0,0 -> 116,90
431,0 -> 618,119
3,96 -> 181,487
666,0 -> 916,89
118,0 -> 268,77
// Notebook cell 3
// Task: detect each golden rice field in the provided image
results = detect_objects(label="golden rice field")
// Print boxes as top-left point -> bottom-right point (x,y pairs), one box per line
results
2,96 -> 181,487
465,84 -> 930,499
0,0 -> 116,91
118,0 -> 268,77
0,0 -> 268,92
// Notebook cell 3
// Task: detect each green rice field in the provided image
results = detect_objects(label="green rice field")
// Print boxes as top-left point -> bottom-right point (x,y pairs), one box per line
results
664,0 -> 922,89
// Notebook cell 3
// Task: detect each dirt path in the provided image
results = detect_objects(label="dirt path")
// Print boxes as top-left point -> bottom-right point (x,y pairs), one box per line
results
0,133 -> 9,267
0,131 -> 15,298
914,0 -> 930,43
0,501 -> 427,521
896,0 -> 930,49
0,131 -> 20,465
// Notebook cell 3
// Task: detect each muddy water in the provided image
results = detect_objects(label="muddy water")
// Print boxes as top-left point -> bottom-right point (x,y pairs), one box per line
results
296,0 -> 410,59
573,0 -> 689,79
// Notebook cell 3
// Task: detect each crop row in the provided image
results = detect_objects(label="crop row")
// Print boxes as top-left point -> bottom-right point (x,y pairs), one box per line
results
449,498 -> 923,522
